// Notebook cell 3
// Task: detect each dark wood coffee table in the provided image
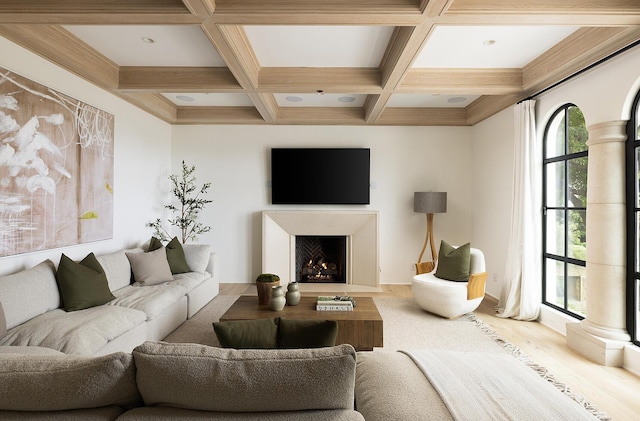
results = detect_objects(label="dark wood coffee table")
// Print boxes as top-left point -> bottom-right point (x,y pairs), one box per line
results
219,296 -> 383,351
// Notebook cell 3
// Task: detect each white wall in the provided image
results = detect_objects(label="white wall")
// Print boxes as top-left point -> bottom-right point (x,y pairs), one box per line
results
471,108 -> 515,299
0,37 -> 172,276
171,125 -> 474,284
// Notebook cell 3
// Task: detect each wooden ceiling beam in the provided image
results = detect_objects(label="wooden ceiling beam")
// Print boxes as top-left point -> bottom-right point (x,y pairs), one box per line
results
201,22 -> 276,122
276,107 -> 366,126
401,68 -> 523,94
181,0 -> 216,17
211,0 -> 424,25
0,0 -> 188,14
0,0 -> 199,24
118,67 -> 241,92
448,0 -> 640,15
0,24 -> 119,90
524,26 -> 640,93
176,106 -> 264,124
377,107 -> 468,126
119,93 -> 178,123
259,68 -> 381,93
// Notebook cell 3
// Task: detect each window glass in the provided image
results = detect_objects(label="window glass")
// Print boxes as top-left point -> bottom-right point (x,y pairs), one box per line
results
545,112 -> 565,158
545,258 -> 564,308
543,104 -> 587,319
567,106 -> 588,154
567,157 -> 587,208
546,210 -> 564,256
636,147 -> 640,208
567,262 -> 586,316
545,161 -> 565,207
567,209 -> 586,260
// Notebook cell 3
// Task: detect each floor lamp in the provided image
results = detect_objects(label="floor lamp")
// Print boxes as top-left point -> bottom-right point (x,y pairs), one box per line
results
414,192 -> 447,274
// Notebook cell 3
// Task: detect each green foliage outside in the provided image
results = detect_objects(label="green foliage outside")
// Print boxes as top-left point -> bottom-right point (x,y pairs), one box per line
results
552,106 -> 588,257
147,160 -> 212,244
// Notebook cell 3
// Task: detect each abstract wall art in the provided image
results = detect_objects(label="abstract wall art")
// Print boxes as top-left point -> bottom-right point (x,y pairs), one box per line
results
0,67 -> 114,257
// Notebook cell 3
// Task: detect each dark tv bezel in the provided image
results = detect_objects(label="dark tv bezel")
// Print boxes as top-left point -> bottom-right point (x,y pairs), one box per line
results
271,148 -> 370,205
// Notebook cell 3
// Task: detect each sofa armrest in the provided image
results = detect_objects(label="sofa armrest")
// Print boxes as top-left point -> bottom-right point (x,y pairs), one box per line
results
467,272 -> 488,300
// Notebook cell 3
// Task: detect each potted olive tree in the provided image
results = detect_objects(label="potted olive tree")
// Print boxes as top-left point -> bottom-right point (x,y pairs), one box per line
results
256,273 -> 280,305
147,160 -> 212,243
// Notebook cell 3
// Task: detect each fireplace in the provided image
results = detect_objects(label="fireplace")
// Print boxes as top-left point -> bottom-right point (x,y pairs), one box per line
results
262,211 -> 379,287
296,236 -> 347,283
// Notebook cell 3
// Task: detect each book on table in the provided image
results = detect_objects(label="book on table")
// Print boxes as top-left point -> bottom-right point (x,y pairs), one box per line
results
316,296 -> 355,311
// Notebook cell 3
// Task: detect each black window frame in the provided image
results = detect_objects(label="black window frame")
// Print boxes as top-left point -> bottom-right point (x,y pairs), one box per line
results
542,103 -> 588,319
626,90 -> 640,347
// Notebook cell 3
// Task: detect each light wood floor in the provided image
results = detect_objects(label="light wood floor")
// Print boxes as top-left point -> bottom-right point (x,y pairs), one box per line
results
220,283 -> 640,420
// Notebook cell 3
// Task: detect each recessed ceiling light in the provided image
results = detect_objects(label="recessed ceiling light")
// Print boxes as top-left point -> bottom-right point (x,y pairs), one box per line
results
483,39 -> 496,46
141,36 -> 155,44
338,96 -> 356,103
447,96 -> 467,104
176,95 -> 195,102
285,96 -> 303,102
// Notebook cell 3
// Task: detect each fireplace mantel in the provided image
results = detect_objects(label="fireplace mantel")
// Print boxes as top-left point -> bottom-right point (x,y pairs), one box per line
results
262,211 -> 379,287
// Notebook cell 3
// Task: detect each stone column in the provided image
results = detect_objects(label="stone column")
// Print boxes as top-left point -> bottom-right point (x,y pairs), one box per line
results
566,120 -> 631,366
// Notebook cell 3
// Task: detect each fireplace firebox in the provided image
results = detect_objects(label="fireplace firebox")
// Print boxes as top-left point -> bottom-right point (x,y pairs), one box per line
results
295,236 -> 346,283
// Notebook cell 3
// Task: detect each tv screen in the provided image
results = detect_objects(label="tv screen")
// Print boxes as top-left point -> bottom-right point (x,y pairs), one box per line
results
271,148 -> 370,205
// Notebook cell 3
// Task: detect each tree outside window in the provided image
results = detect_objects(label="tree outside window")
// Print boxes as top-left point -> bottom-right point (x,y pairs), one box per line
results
543,104 -> 588,317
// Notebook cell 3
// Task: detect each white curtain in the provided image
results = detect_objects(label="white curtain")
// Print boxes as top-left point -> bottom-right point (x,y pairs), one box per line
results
497,100 -> 541,321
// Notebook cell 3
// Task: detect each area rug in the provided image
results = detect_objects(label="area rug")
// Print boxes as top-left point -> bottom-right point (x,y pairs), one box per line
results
163,295 -> 609,420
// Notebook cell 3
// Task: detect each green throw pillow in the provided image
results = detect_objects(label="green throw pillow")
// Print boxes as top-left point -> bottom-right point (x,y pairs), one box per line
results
213,318 -> 279,349
149,236 -> 191,274
278,318 -> 338,349
434,241 -> 471,282
56,253 -> 115,311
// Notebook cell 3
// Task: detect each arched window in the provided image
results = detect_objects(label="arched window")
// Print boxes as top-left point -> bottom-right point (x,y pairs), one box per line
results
542,104 -> 588,317
626,90 -> 640,346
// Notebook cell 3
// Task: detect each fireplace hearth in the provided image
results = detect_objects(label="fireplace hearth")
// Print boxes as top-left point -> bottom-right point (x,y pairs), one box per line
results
296,236 -> 346,283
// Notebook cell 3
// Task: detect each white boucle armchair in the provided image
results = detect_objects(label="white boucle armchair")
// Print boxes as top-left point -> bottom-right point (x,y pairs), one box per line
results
412,247 -> 488,319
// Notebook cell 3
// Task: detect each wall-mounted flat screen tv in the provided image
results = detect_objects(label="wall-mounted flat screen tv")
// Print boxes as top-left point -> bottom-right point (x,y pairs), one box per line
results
271,148 -> 370,205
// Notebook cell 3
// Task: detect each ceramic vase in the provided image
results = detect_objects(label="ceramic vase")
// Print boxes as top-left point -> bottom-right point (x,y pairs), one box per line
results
269,285 -> 286,311
286,282 -> 301,306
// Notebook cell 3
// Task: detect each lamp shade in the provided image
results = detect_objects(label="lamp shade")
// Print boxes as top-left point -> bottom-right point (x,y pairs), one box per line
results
414,192 -> 447,213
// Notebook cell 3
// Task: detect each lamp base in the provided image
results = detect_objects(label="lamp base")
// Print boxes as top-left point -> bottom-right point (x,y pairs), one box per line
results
415,261 -> 435,275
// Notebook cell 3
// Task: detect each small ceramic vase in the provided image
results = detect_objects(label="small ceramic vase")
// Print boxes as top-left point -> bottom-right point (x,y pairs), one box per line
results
286,282 -> 301,306
269,285 -> 286,311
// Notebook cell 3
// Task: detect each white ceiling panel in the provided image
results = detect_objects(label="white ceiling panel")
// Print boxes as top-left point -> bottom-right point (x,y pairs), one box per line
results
64,25 -> 226,67
162,93 -> 254,107
414,25 -> 579,68
388,94 -> 480,108
244,26 -> 394,67
275,94 -> 366,107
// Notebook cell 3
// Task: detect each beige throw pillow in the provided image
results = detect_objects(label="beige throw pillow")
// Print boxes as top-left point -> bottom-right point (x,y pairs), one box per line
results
126,247 -> 173,286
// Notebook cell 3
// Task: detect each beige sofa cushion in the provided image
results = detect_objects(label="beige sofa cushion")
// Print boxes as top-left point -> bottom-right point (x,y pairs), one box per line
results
97,249 -> 143,292
133,341 -> 357,413
0,352 -> 141,411
0,302 -> 6,339
0,260 -> 60,329
182,244 -> 211,274
1,305 -> 147,355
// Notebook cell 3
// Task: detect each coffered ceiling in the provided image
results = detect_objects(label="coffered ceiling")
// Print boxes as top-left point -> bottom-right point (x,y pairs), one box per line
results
1,1 -> 640,126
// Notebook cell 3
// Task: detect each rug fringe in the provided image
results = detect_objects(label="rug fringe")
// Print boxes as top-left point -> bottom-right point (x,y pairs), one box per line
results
466,312 -> 611,421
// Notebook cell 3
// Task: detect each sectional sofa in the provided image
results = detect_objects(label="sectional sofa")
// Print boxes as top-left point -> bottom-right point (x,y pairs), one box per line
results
0,241 -> 217,356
